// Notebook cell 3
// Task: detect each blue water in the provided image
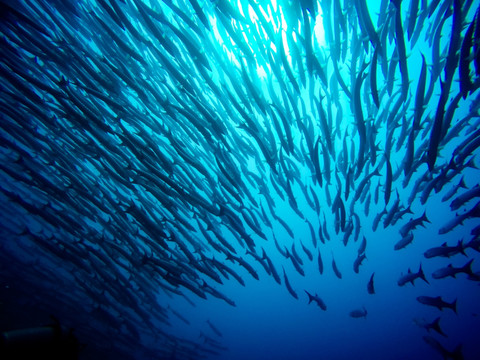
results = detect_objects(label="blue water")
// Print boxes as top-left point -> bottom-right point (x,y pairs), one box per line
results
1,0 -> 480,359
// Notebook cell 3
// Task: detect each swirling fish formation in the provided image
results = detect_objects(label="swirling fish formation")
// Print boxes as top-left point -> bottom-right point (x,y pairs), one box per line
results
1,0 -> 480,359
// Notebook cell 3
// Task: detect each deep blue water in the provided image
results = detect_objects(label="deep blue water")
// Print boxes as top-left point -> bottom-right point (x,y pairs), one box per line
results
1,0 -> 480,359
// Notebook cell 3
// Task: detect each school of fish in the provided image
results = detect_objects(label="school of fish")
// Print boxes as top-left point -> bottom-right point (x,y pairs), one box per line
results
1,0 -> 480,359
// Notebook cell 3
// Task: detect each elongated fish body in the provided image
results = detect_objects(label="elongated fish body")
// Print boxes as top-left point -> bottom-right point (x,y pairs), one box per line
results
384,157 -> 393,206
432,260 -> 474,279
394,232 -> 414,251
305,290 -> 327,311
353,253 -> 366,274
332,255 -> 343,279
349,307 -> 367,318
262,249 -> 281,285
399,211 -> 430,237
427,0 -> 463,170
207,320 -> 223,337
358,236 -> 367,255
450,184 -> 480,211
424,240 -> 467,259
283,267 -> 298,300
317,250 -> 324,275
442,176 -> 467,202
439,201 -> 480,234
392,0 -> 409,100
459,16 -> 476,99
398,264 -> 429,286
417,296 -> 457,314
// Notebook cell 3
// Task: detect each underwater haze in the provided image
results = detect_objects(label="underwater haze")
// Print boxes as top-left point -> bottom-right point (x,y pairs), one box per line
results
1,0 -> 480,359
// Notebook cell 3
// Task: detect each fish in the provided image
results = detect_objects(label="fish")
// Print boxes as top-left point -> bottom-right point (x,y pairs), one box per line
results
300,239 -> 313,262
442,176 -> 467,202
349,307 -> 367,318
423,336 -> 464,360
439,201 -> 480,234
397,264 -> 429,286
450,184 -> 480,211
317,250 -> 324,275
391,0 -> 409,100
304,290 -> 327,311
367,273 -> 375,295
432,259 -> 474,279
384,157 -> 393,206
283,267 -> 298,300
417,296 -> 457,314
353,253 -> 366,274
413,317 -> 447,337
352,61 -> 370,177
394,232 -> 414,251
206,320 -> 223,337
459,17 -> 476,99
358,236 -> 367,256
370,48 -> 380,108
399,211 -> 430,238
426,0 -> 463,170
332,254 -> 343,279
262,248 -> 281,285
424,240 -> 467,259
474,4 -> 480,76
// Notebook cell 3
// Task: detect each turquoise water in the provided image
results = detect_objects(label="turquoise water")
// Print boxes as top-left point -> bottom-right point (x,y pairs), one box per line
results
1,0 -> 480,359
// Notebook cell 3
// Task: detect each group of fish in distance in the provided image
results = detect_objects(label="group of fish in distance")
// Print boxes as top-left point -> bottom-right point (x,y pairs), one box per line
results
1,0 -> 480,359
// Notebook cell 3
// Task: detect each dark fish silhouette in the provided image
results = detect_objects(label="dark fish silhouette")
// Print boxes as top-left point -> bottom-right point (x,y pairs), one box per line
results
417,296 -> 457,314
424,241 -> 467,259
332,254 -> 343,279
349,307 -> 367,319
413,317 -> 447,337
305,290 -> 327,311
0,0 -> 479,358
398,264 -> 429,286
367,273 -> 375,295
423,336 -> 464,360
432,260 -> 474,279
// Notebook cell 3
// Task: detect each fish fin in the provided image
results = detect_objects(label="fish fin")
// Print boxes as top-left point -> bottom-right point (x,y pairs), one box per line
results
463,259 -> 474,275
450,343 -> 463,359
304,290 -> 313,304
431,317 -> 447,337
419,264 -> 429,284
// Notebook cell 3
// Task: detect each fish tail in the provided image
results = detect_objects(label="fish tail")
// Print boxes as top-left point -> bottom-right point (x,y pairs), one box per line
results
304,290 -> 313,304
419,264 -> 429,284
459,239 -> 468,256
450,344 -> 463,359
431,317 -> 446,337
451,299 -> 458,314
422,211 -> 431,224
462,259 -> 474,275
